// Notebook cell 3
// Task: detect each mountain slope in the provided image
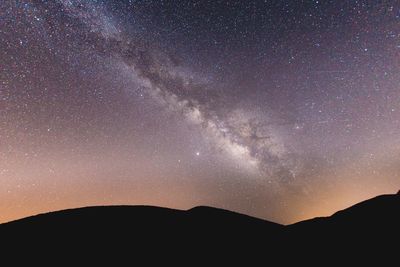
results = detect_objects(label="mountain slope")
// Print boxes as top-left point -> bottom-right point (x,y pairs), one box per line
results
288,193 -> 400,231
1,193 -> 399,262
0,205 -> 284,253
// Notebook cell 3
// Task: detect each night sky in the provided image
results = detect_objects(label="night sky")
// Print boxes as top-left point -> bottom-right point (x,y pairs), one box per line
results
1,0 -> 400,224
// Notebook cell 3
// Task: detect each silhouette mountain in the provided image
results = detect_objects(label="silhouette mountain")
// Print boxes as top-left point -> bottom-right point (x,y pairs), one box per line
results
1,193 -> 399,263
285,193 -> 400,260
290,193 -> 400,230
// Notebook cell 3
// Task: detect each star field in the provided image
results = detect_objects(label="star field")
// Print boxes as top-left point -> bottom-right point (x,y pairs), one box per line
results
1,0 -> 400,224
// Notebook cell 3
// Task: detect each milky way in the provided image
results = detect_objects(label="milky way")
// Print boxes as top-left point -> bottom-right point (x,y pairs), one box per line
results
1,0 -> 400,224
58,0 -> 298,180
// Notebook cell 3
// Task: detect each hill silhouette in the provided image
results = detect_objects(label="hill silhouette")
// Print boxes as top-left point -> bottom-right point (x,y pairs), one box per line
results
1,193 -> 399,263
285,193 -> 400,261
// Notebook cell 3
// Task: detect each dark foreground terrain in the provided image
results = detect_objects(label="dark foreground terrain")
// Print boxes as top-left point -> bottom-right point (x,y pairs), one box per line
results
1,193 -> 399,263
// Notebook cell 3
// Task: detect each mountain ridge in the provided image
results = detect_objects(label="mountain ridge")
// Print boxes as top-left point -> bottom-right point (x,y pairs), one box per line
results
1,192 -> 399,263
